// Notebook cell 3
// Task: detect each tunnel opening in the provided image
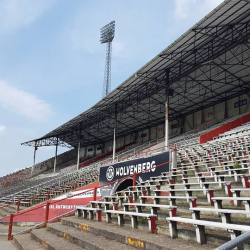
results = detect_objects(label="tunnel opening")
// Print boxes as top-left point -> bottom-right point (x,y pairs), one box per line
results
114,178 -> 134,193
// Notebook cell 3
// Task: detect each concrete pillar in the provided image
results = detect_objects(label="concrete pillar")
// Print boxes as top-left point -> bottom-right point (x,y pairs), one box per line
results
32,144 -> 37,176
171,148 -> 177,171
165,69 -> 170,149
53,138 -> 58,174
76,141 -> 80,171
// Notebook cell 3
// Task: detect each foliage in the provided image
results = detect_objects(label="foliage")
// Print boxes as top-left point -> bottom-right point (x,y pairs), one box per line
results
233,161 -> 241,169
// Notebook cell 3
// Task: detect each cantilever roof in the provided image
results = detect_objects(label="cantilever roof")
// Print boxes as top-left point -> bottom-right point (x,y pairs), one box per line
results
22,0 -> 250,148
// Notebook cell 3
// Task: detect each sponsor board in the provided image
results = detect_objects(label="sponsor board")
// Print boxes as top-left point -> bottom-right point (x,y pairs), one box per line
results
99,151 -> 169,196
0,182 -> 101,223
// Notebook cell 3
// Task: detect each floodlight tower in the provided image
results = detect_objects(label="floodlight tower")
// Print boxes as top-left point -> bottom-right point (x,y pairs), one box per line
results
100,21 -> 115,98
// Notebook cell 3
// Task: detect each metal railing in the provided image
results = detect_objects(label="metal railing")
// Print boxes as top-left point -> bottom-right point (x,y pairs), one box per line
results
7,158 -> 171,240
215,231 -> 250,250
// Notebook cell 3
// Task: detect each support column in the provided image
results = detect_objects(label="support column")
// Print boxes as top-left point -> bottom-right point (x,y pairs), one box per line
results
112,128 -> 116,163
53,138 -> 58,174
113,104 -> 117,163
165,102 -> 169,148
171,147 -> 177,171
76,141 -> 80,171
32,143 -> 37,176
165,69 -> 170,149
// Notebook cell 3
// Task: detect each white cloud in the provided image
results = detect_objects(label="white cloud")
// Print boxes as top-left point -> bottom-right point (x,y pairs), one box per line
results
0,0 -> 54,32
175,0 -> 196,18
0,81 -> 52,121
174,0 -> 223,19
0,125 -> 6,135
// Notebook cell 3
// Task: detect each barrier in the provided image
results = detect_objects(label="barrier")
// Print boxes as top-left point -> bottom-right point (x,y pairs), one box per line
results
99,151 -> 170,197
199,113 -> 250,144
7,158 -> 171,240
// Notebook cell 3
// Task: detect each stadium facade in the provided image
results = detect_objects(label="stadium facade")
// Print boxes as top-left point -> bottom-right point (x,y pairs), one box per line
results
1,1 -> 250,249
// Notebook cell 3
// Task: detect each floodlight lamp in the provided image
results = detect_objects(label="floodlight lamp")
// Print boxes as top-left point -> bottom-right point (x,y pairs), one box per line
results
100,21 -> 115,44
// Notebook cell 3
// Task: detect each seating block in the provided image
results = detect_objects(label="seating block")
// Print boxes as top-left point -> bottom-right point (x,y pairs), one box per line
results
167,217 -> 250,245
105,210 -> 157,233
75,206 -> 102,221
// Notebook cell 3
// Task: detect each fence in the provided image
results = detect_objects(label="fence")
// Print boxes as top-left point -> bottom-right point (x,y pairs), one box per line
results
7,157 -> 171,240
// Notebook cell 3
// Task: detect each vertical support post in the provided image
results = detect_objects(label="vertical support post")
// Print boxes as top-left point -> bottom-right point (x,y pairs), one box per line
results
8,213 -> 14,240
165,103 -> 169,149
96,210 -> 102,221
113,104 -> 117,163
45,201 -> 50,226
113,128 -> 116,162
103,41 -> 113,98
32,143 -> 37,176
93,187 -> 97,201
77,141 -> 80,171
53,138 -> 58,174
133,173 -> 137,187
171,146 -> 177,172
16,200 -> 20,212
165,69 -> 170,149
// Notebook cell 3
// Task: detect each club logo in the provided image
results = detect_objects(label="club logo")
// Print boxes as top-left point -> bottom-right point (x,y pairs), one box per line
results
106,166 -> 114,181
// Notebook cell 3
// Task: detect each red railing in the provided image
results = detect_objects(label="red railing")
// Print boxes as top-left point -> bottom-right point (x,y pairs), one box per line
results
7,158 -> 171,240
0,172 -> 98,213
3,141 -> 168,213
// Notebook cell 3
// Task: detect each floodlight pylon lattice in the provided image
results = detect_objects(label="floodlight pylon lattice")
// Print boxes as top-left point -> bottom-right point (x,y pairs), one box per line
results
100,21 -> 115,98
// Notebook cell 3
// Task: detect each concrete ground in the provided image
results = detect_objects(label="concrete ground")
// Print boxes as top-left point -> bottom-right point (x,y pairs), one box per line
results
0,224 -> 32,250
0,236 -> 16,250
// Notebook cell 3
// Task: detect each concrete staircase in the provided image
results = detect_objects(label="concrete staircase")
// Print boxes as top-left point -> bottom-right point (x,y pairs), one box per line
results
0,205 -> 25,219
13,216 -> 214,250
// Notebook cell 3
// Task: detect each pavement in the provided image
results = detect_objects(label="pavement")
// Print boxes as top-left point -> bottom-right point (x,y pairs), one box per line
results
0,236 -> 16,250
0,224 -> 32,250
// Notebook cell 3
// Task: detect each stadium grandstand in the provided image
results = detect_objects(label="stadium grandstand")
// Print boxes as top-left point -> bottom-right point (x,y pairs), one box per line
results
1,0 -> 250,249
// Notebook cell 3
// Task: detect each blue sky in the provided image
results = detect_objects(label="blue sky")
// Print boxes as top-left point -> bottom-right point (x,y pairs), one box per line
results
0,0 -> 223,177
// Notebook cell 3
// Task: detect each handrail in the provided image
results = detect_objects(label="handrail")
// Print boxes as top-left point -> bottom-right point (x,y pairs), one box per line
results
0,169 -> 97,215
0,163 -> 98,208
1,138 -> 167,202
7,155 -> 171,240
0,142 -> 166,212
215,231 -> 250,250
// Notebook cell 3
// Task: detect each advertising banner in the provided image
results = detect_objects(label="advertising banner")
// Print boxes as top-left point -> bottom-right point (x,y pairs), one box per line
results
99,151 -> 169,197
0,182 -> 101,223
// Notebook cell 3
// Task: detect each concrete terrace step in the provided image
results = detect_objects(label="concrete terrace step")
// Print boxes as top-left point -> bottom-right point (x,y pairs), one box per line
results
0,209 -> 11,217
13,233 -> 44,250
47,221 -> 134,250
2,205 -> 22,214
31,228 -> 85,250
61,216 -> 214,250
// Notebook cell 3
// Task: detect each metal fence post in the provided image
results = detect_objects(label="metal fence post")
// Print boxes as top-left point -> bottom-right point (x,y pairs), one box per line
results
45,201 -> 50,226
8,213 -> 14,240
93,187 -> 97,201
16,200 -> 20,212
133,173 -> 137,187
